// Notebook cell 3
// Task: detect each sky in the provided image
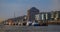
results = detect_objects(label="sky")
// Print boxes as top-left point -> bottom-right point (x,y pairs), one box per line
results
0,0 -> 60,20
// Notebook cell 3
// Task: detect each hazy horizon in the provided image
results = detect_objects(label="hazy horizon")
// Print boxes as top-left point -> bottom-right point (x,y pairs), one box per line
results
0,0 -> 60,20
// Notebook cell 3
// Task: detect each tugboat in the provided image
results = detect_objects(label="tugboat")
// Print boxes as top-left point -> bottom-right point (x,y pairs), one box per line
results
32,21 -> 40,26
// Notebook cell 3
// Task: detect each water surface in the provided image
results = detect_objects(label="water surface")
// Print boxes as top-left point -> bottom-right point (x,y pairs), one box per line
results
0,25 -> 60,32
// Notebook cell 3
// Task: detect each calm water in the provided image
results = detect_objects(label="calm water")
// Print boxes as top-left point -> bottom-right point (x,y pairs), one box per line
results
0,25 -> 60,32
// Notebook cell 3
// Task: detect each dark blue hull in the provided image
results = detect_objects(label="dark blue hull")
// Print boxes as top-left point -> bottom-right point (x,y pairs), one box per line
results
33,24 -> 40,26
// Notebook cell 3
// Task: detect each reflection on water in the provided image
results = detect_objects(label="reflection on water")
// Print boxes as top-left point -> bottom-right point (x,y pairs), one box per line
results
0,25 -> 60,32
48,25 -> 60,32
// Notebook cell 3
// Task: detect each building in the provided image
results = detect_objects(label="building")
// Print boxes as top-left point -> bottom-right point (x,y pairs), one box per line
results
6,19 -> 14,25
35,12 -> 51,21
51,11 -> 60,20
27,7 -> 39,21
4,15 -> 27,25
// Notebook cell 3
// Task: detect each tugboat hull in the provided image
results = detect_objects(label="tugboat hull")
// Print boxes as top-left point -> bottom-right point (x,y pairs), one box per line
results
33,24 -> 40,26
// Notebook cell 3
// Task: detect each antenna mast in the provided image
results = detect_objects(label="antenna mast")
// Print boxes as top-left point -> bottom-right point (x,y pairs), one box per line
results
14,11 -> 15,18
14,7 -> 16,18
